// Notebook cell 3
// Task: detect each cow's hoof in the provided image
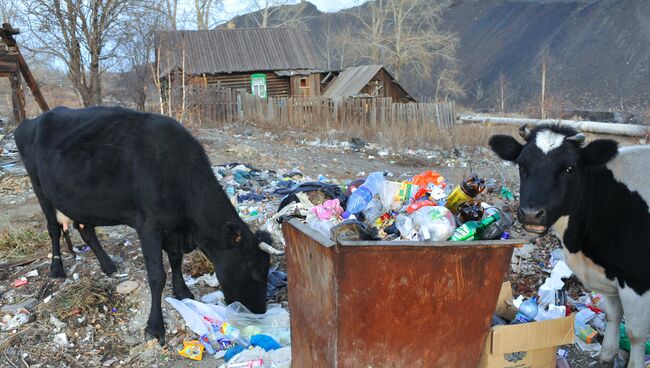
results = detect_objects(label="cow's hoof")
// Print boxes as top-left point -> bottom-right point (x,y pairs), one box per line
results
50,263 -> 66,279
145,325 -> 165,346
102,262 -> 118,276
599,347 -> 617,363
173,287 -> 195,301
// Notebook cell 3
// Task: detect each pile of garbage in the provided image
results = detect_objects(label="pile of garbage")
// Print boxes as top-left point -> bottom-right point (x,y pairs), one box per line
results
165,296 -> 290,367
260,169 -> 515,245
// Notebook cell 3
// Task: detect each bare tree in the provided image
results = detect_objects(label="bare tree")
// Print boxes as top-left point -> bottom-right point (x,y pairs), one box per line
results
195,0 -> 213,30
497,72 -> 508,114
114,2 -> 162,110
161,0 -> 179,31
244,0 -> 307,28
21,0 -> 133,107
0,0 -> 18,23
347,0 -> 461,96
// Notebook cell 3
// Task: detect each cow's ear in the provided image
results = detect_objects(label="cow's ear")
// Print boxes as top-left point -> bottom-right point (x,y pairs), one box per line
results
582,139 -> 618,167
224,222 -> 243,246
489,135 -> 523,162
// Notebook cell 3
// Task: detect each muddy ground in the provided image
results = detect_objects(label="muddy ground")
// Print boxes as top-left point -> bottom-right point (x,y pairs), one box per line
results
0,122 -> 626,367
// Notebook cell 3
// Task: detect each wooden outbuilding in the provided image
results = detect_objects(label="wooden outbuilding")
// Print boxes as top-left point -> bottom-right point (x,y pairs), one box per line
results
322,65 -> 415,103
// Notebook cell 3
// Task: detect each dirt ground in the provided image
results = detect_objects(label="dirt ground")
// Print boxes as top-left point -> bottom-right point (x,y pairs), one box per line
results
0,122 -> 630,367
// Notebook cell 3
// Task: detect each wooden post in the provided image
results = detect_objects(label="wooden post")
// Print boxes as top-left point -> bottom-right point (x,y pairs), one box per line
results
1,23 -> 49,113
9,72 -> 26,122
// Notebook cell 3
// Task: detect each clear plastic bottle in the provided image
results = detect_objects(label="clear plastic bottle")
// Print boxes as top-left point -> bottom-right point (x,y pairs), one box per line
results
511,296 -> 539,324
395,213 -> 413,238
362,197 -> 385,224
346,172 -> 386,214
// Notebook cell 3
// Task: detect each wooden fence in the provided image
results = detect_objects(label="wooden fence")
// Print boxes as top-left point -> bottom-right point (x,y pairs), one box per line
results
178,85 -> 456,130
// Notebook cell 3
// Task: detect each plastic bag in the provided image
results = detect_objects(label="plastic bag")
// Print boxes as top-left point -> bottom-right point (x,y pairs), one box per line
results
411,206 -> 457,241
310,198 -> 343,220
178,340 -> 204,361
225,302 -> 291,346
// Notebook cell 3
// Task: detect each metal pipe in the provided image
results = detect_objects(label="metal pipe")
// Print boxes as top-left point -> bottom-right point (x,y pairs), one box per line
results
458,114 -> 649,137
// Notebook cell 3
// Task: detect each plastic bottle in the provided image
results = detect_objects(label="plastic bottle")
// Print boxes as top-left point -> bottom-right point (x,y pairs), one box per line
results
457,200 -> 484,223
449,212 -> 500,241
346,172 -> 386,214
556,349 -> 570,368
444,174 -> 486,214
395,213 -> 413,238
510,297 -> 539,324
362,198 -> 385,224
412,206 -> 456,241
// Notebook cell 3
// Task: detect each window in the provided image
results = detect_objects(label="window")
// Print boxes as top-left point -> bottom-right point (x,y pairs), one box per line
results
299,78 -> 308,88
250,73 -> 267,98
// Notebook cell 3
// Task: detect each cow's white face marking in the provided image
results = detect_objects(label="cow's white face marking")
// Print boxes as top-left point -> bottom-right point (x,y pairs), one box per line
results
535,130 -> 566,154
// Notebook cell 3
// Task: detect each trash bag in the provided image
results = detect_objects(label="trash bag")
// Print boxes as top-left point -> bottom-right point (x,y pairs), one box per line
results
330,219 -> 381,242
224,302 -> 291,346
278,182 -> 347,210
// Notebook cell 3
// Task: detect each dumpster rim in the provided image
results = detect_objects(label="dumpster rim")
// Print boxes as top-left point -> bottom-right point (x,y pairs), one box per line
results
286,219 -> 524,248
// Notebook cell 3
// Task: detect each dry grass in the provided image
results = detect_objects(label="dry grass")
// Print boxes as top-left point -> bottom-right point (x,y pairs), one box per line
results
184,250 -> 214,277
0,228 -> 50,262
43,278 -> 126,321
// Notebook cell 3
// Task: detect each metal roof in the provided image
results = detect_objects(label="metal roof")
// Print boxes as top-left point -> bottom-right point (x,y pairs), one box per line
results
321,65 -> 384,98
157,28 -> 323,76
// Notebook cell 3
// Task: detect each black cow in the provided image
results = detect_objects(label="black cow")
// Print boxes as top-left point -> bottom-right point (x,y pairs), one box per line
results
14,106 -> 280,342
490,125 -> 650,368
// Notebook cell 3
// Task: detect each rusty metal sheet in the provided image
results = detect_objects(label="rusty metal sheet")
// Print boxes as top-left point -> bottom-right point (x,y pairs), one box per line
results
284,219 -> 519,368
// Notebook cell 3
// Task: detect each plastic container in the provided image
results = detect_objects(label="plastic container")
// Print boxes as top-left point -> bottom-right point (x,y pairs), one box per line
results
510,296 -> 539,324
346,172 -> 386,214
444,174 -> 486,214
411,206 -> 456,241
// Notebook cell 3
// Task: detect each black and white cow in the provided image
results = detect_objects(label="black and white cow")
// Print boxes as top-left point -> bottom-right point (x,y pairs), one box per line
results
489,125 -> 650,368
14,106 -> 281,343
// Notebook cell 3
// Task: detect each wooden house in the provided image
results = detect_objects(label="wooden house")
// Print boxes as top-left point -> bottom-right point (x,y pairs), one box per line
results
157,28 -> 324,97
322,65 -> 415,102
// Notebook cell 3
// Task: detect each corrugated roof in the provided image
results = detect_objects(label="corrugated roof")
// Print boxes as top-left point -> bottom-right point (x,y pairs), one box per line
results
157,28 -> 323,75
321,65 -> 383,98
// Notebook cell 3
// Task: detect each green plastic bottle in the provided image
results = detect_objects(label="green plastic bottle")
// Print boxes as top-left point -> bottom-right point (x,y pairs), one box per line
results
619,323 -> 650,354
449,212 -> 501,241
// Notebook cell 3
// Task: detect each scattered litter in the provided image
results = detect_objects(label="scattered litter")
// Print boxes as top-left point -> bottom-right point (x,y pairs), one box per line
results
53,332 -> 69,348
196,273 -> 220,288
201,291 -> 225,305
12,277 -> 28,288
26,269 -> 39,277
72,273 -> 80,281
178,340 -> 204,361
266,267 -> 287,300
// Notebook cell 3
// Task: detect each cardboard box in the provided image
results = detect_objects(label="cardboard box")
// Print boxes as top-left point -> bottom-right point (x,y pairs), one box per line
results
479,282 -> 575,368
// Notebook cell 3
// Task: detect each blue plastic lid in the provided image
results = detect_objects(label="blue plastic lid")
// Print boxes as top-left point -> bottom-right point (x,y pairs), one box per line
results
501,231 -> 511,239
342,211 -> 350,219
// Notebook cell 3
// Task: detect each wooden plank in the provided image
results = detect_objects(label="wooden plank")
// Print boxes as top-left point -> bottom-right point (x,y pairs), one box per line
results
9,72 -> 25,122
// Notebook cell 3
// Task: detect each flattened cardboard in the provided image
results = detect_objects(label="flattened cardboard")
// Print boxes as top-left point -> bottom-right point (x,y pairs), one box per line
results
479,282 -> 575,368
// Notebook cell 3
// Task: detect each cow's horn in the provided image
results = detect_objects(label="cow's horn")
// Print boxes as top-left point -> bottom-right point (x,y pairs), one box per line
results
259,242 -> 284,255
566,133 -> 586,144
518,125 -> 531,140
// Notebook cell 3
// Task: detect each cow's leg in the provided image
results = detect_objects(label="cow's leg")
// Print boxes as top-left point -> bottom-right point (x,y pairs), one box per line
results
47,222 -> 66,278
76,224 -> 117,276
619,286 -> 650,368
62,228 -> 76,257
138,227 -> 167,344
599,293 -> 623,363
167,246 -> 194,300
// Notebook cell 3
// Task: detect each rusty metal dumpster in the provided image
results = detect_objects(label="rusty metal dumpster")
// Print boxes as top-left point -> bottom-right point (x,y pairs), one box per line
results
282,219 -> 521,368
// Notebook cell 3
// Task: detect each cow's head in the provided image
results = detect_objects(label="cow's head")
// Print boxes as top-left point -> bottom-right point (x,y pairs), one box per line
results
489,125 -> 618,234
201,222 -> 279,314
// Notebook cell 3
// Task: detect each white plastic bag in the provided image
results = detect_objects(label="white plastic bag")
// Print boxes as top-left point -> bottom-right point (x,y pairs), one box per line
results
225,302 -> 291,346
